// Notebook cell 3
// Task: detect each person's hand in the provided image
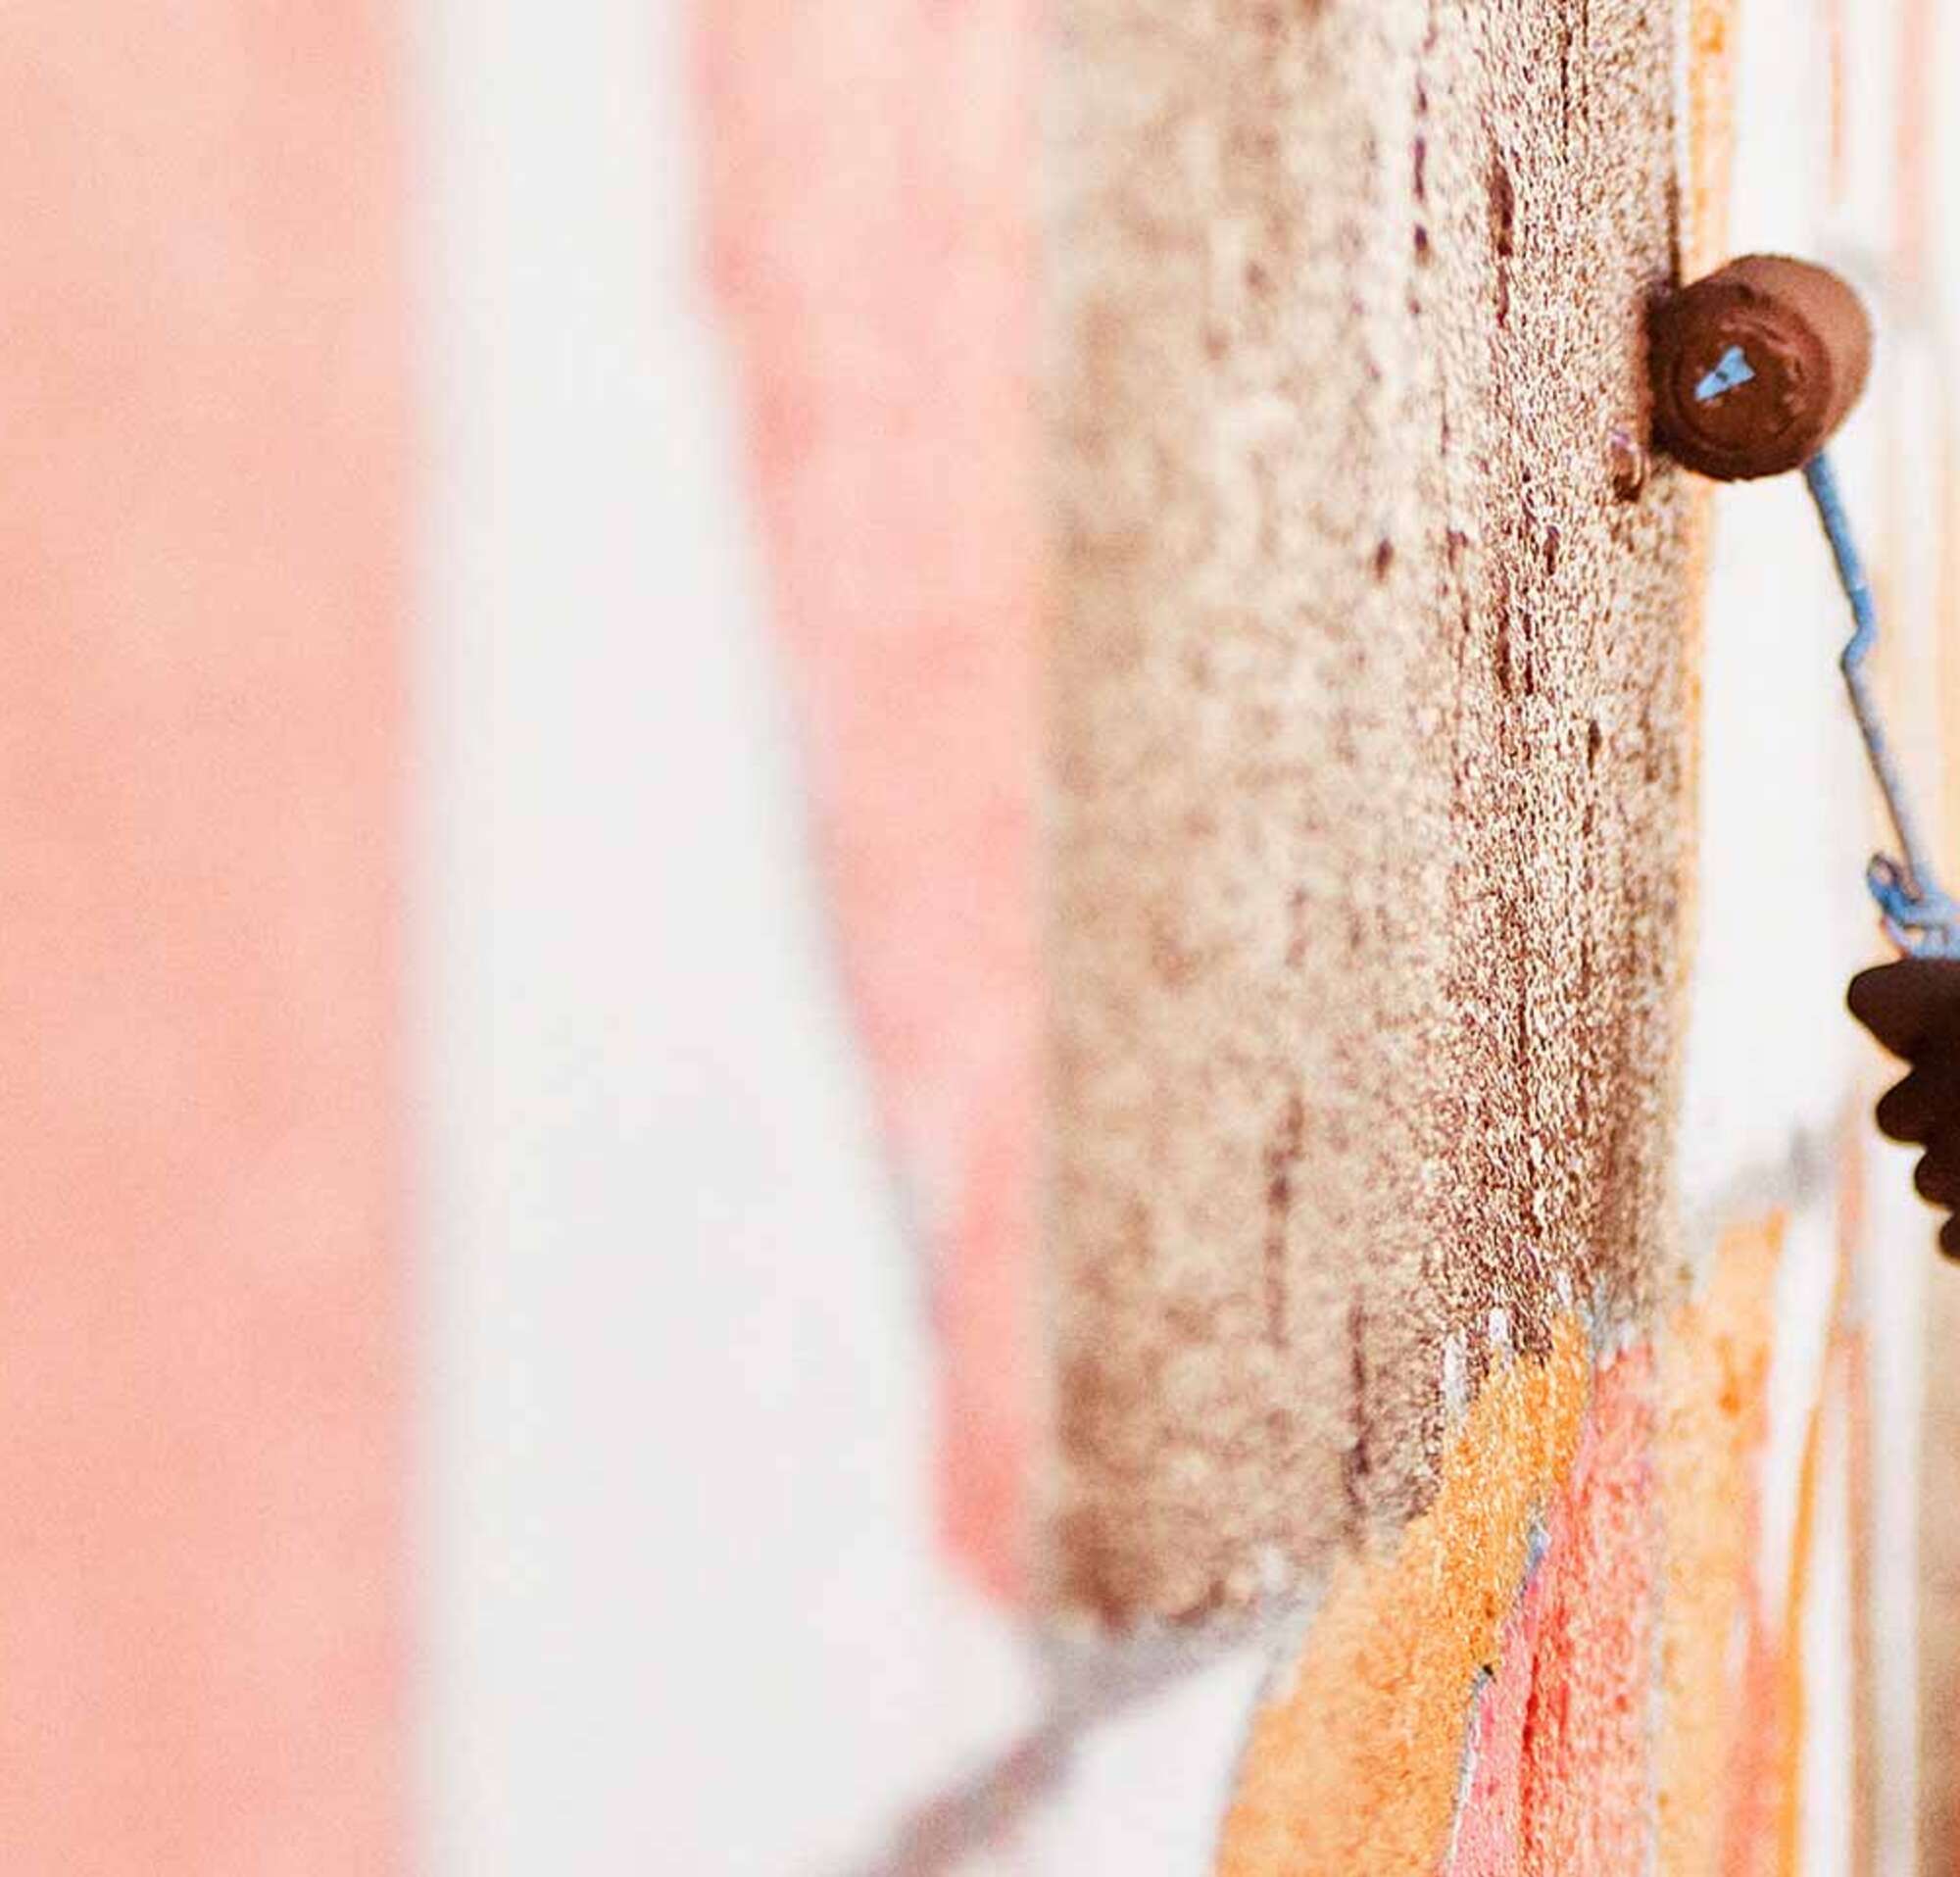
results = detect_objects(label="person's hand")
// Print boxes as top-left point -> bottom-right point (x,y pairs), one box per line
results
1848,959 -> 1960,1259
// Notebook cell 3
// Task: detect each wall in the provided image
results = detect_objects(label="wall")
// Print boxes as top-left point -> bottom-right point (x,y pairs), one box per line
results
675,0 -> 1960,1873
0,0 -> 1950,1870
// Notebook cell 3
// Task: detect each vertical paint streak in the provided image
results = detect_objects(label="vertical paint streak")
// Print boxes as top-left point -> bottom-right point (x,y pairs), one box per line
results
1723,1607 -> 1784,1877
1447,1581 -> 1544,1877
1656,1217 -> 1782,1877
1928,202 -> 1960,1877
1217,1323 -> 1592,1877
1686,0 -> 1741,281
1676,0 -> 1742,972
1843,1327 -> 1879,1877
1837,1121 -> 1879,1877
0,7 -> 405,1868
1774,1371 -> 1830,1876
696,0 -> 1040,1599
1720,1234 -> 1846,1877
1447,1375 -> 1662,1877
1824,0 -> 1847,206
1892,0 -> 1935,301
1516,1357 -> 1657,1876
1940,431 -> 1960,874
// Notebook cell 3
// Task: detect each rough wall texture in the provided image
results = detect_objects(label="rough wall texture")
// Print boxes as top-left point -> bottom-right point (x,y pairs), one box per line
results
1047,0 -> 1693,1620
698,0 -> 1947,1868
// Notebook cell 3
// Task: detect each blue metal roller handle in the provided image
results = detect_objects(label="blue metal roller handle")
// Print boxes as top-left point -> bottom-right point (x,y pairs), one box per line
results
1802,450 -> 1960,959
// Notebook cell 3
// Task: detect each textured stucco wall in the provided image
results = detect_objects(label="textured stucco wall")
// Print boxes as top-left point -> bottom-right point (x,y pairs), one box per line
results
1046,0 -> 1693,1624
16,0 -> 1954,1868
673,0 -> 1954,1869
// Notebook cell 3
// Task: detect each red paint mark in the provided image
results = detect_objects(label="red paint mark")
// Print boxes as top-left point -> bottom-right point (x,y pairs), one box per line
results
1447,1567 -> 1546,1875
0,6 -> 405,1865
1446,1354 -> 1657,1875
698,1 -> 1040,1598
1518,1354 -> 1657,1873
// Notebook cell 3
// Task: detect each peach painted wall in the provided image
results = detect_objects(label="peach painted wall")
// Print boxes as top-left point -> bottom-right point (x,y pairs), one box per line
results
0,8 -> 404,1868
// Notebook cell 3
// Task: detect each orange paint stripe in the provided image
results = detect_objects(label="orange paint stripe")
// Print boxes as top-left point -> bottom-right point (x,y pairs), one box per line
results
1774,1361 -> 1831,1877
0,9 -> 405,1866
1686,0 -> 1741,281
1218,1320 -> 1593,1877
1843,1326 -> 1878,1877
1825,0 -> 1847,206
1834,1112 -> 1879,1877
1658,1216 -> 1784,1877
1675,0 -> 1741,971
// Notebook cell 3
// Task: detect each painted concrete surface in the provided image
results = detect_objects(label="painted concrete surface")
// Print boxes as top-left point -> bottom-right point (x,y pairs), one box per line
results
650,0 -> 1951,1868
6,0 -> 1947,1869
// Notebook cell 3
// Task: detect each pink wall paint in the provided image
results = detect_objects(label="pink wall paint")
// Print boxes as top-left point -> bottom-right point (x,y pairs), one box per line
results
1446,1355 -> 1657,1875
697,1 -> 1040,1596
0,8 -> 405,1866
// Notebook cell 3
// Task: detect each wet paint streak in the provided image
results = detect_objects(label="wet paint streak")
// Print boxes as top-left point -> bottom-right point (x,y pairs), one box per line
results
1722,1604 -> 1785,1877
1656,1218 -> 1783,1877
1718,1231 -> 1847,1877
1825,0 -> 1847,206
1836,1118 -> 1878,1877
1893,0 -> 1936,298
697,0 -> 1040,1599
1686,0 -> 1741,281
1772,1361 -> 1831,1875
1446,1569 -> 1546,1876
1675,0 -> 1741,970
1220,1219 -> 1816,1875
1842,1326 -> 1878,1877
1662,0 -> 1740,999
1939,414 -> 1960,889
1446,1358 -> 1658,1875
1514,1355 -> 1657,1873
1217,1321 -> 1593,1876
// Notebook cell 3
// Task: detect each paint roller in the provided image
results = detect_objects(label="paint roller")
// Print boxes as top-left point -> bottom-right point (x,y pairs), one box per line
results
1648,254 -> 1960,1257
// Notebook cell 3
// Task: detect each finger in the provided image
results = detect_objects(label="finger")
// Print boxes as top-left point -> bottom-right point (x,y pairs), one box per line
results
1914,1141 -> 1960,1208
1876,1065 -> 1960,1144
1848,959 -> 1960,1058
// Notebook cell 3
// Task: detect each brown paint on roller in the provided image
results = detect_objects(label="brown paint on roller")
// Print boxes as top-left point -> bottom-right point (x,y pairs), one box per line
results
1045,0 -> 1694,1621
1648,256 -> 1873,482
